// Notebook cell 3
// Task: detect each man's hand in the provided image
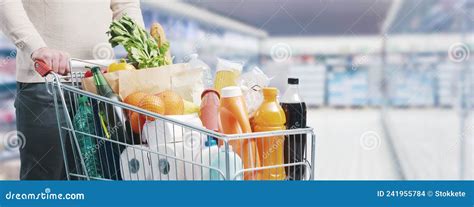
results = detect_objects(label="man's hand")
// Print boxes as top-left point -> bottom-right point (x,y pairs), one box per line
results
31,47 -> 70,75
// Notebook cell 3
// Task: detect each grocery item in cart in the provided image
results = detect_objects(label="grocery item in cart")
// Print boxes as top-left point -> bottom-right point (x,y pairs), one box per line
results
124,92 -> 148,110
280,78 -> 307,180
200,89 -> 220,145
150,22 -> 172,65
218,86 -> 261,180
88,97 -> 122,180
108,15 -> 170,68
121,143 -> 196,180
138,95 -> 165,120
187,54 -> 213,89
73,96 -> 103,178
183,100 -> 200,114
91,67 -> 130,142
143,114 -> 205,146
130,111 -> 146,134
251,87 -> 286,180
239,66 -> 271,115
108,59 -> 136,72
120,146 -> 152,180
149,143 -> 191,180
214,58 -> 243,93
200,89 -> 220,133
82,63 -> 203,107
194,145 -> 243,180
156,90 -> 184,115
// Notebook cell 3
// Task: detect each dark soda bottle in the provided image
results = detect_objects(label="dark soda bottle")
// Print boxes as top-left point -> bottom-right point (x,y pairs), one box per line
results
280,78 -> 307,180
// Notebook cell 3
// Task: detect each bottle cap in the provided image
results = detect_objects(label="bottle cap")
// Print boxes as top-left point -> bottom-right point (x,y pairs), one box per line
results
201,89 -> 220,99
220,86 -> 242,98
205,137 -> 217,147
91,66 -> 101,73
288,78 -> 299,85
262,87 -> 278,97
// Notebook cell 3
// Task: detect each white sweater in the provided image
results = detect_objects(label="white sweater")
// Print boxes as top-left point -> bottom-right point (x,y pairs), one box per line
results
0,0 -> 144,83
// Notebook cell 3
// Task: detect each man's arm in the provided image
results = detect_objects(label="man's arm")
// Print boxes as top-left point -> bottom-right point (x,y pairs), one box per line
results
111,0 -> 145,27
0,0 -> 70,75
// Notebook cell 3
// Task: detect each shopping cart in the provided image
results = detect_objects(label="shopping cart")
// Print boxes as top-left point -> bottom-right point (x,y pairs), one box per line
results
34,59 -> 316,181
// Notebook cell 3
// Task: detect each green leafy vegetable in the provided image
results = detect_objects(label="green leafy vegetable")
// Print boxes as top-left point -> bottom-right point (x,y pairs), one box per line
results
107,15 -> 170,69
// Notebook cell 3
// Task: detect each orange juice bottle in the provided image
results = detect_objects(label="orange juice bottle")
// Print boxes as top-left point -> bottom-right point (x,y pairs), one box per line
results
213,58 -> 243,93
251,87 -> 286,180
218,86 -> 261,180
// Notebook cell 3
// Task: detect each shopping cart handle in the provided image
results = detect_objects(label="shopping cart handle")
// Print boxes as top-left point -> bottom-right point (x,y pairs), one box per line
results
34,59 -> 53,77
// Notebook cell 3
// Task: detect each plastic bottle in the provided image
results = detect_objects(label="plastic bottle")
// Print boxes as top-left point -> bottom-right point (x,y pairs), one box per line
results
213,58 -> 243,93
194,145 -> 243,180
91,67 -> 130,142
92,66 -> 130,180
73,96 -> 103,178
251,87 -> 286,180
200,89 -> 220,145
218,86 -> 260,180
280,78 -> 307,180
199,89 -> 220,132
187,54 -> 213,89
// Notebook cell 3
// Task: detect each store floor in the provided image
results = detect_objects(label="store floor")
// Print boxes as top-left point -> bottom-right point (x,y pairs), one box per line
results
310,108 -> 472,180
0,108 -> 471,180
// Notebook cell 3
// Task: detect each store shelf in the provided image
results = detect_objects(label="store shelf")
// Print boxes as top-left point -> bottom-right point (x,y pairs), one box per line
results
142,1 -> 267,38
140,4 -> 262,64
437,62 -> 463,107
327,67 -> 369,107
387,64 -> 436,107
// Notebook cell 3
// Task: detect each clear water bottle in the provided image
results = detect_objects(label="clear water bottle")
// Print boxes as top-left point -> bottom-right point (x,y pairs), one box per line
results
188,54 -> 212,89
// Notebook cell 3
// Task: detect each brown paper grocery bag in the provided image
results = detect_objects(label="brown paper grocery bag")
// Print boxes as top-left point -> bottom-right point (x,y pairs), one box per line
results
82,63 -> 203,102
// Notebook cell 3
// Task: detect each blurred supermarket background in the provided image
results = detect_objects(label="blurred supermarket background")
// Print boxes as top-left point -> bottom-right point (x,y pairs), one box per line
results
0,0 -> 473,180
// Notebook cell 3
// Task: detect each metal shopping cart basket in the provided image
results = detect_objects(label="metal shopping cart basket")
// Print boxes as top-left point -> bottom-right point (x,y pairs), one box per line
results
34,59 -> 316,181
